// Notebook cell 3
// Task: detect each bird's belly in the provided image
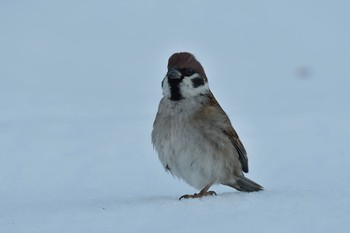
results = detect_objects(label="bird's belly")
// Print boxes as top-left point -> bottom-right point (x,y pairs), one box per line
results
165,149 -> 214,190
157,126 -> 230,190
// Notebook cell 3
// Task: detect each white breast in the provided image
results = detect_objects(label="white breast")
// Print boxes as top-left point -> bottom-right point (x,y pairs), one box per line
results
152,96 -> 237,190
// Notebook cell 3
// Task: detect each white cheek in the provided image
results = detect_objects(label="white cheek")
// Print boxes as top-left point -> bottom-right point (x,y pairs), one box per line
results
162,77 -> 171,98
180,75 -> 209,98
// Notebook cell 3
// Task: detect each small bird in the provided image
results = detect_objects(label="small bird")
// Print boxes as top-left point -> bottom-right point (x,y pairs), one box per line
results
152,52 -> 263,199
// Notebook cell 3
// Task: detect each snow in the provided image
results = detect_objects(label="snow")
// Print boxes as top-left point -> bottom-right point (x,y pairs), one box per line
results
1,0 -> 350,232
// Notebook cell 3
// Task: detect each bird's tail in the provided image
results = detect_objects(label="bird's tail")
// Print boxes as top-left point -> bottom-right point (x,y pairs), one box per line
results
225,175 -> 263,192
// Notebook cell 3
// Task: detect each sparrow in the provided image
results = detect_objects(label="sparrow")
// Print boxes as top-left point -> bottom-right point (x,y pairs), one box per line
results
152,52 -> 263,199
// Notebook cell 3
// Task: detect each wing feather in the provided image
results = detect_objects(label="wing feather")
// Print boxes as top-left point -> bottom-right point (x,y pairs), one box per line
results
207,92 -> 249,173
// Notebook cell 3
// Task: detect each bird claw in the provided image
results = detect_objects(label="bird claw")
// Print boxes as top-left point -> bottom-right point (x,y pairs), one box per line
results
179,191 -> 217,200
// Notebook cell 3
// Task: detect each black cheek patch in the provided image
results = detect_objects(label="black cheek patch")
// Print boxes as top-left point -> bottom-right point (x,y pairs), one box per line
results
191,77 -> 205,88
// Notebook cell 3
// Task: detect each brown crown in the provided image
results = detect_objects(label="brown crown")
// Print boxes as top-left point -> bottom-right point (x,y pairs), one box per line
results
167,52 -> 208,82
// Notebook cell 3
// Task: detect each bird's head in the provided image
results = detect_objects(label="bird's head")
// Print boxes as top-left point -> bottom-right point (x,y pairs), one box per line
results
162,52 -> 209,101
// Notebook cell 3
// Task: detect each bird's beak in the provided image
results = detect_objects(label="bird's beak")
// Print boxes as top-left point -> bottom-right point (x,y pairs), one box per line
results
167,67 -> 181,79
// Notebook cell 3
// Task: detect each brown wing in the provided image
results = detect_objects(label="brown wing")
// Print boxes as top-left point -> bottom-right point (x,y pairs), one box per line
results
207,92 -> 249,173
223,126 -> 249,173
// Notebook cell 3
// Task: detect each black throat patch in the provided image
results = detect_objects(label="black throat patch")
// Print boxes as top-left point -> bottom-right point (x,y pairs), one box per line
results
167,77 -> 183,101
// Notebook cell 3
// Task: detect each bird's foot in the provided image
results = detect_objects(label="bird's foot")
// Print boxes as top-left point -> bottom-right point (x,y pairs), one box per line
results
179,190 -> 216,200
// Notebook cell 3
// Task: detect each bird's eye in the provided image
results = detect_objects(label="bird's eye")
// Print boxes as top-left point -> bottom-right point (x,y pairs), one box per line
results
180,68 -> 195,77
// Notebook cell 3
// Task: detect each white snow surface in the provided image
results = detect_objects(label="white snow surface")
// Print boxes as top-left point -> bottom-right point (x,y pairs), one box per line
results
1,0 -> 350,232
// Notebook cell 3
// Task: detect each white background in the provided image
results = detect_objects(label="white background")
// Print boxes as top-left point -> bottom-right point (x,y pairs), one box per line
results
1,1 -> 349,232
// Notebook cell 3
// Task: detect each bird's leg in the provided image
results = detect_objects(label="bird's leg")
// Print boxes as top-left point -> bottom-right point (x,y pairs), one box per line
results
179,184 -> 216,200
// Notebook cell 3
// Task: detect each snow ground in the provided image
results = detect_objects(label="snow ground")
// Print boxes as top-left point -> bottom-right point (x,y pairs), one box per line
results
1,0 -> 350,232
